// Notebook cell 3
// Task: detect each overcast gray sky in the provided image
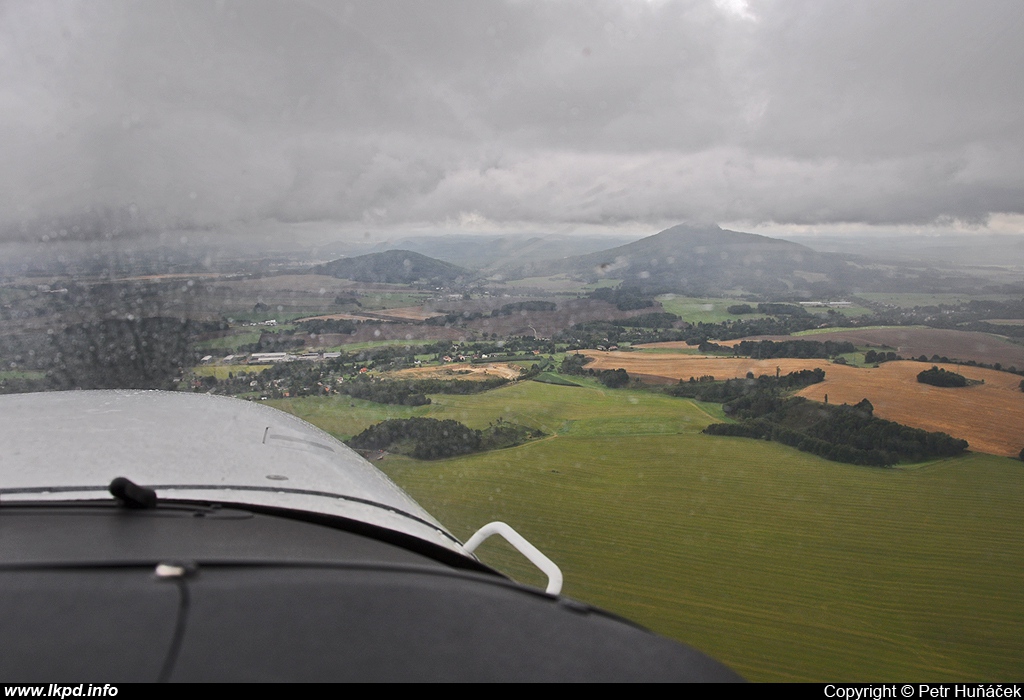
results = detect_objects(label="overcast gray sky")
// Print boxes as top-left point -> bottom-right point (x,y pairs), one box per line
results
1,0 -> 1022,240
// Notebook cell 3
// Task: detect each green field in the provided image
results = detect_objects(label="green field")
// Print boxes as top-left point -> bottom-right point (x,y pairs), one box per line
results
636,345 -> 701,354
337,339 -> 438,351
833,352 -> 871,367
359,291 -> 431,310
823,304 -> 874,317
196,330 -> 263,351
269,381 -> 1024,682
655,295 -> 763,323
0,369 -> 47,381
531,372 -> 581,386
655,295 -> 873,322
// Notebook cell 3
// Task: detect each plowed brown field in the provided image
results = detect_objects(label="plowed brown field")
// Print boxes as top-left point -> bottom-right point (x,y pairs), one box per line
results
583,351 -> 1024,456
585,351 -> 833,382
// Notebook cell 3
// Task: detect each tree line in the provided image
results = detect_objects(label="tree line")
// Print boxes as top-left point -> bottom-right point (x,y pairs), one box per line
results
587,286 -> 656,311
664,368 -> 825,402
698,339 -> 855,358
558,353 -> 631,388
338,375 -> 513,405
704,395 -> 968,467
347,417 -> 544,460
917,366 -> 969,388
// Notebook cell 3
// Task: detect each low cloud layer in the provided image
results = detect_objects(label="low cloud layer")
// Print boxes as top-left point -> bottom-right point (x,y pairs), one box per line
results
1,0 -> 1021,238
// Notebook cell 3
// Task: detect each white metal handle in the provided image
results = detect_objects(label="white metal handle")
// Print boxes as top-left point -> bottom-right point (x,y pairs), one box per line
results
462,521 -> 563,595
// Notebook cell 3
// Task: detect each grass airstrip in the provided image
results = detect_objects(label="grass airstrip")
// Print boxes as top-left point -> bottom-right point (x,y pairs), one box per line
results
268,379 -> 1024,682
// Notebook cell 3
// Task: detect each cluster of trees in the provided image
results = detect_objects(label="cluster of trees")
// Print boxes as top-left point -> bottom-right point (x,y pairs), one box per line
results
337,377 -> 429,406
907,354 -> 1022,377
425,310 -> 484,326
557,353 -> 630,388
295,318 -> 359,335
337,376 -> 514,406
597,368 -> 630,388
609,312 -> 680,329
698,339 -> 855,358
347,417 -> 543,460
664,369 -> 825,402
727,304 -> 755,314
705,395 -> 969,467
559,353 -> 594,375
755,303 -> 810,316
864,349 -> 900,363
493,300 -> 557,315
588,286 -> 656,311
556,320 -> 690,349
917,366 -> 969,387
681,315 -> 823,345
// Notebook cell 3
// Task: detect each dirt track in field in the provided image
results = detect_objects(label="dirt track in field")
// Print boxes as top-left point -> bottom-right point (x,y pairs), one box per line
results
583,351 -> 1024,456
389,362 -> 524,381
294,312 -> 369,322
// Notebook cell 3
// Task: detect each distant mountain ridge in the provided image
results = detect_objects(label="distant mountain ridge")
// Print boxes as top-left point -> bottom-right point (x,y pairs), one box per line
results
312,250 -> 469,284
310,224 -> 995,297
539,223 -> 849,296
366,232 -> 645,271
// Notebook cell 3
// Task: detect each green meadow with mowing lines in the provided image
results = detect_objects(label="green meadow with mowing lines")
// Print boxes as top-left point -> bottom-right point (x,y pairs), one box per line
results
268,381 -> 1024,682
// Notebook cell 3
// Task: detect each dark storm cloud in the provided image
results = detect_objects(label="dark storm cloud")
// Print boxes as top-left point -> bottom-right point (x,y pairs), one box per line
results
0,0 -> 1021,237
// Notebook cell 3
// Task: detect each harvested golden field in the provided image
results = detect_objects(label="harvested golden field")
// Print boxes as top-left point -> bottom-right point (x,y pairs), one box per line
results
582,352 -> 1024,457
690,328 -> 1024,368
797,361 -> 1024,457
633,341 -> 700,350
584,350 -> 832,382
389,362 -> 524,381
